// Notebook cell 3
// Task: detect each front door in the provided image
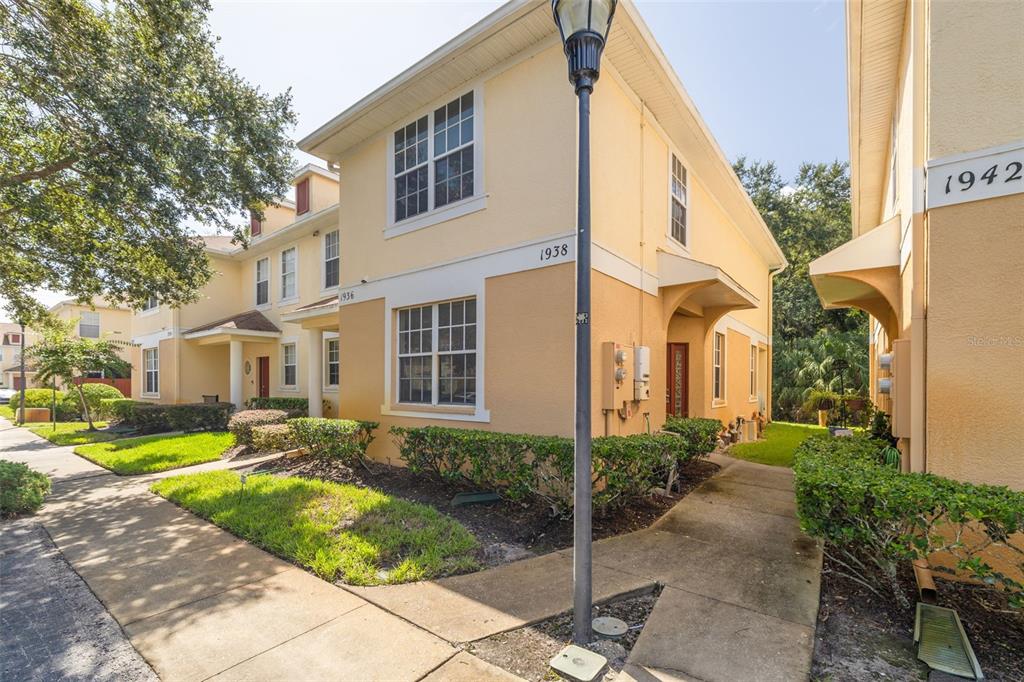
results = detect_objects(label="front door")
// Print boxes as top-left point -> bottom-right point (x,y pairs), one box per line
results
257,356 -> 270,398
666,343 -> 689,418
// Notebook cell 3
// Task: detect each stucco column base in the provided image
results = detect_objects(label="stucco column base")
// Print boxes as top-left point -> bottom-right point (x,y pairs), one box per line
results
229,340 -> 244,411
307,329 -> 323,418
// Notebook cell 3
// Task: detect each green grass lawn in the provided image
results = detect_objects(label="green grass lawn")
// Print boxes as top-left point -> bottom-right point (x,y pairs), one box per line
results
75,432 -> 235,475
0,404 -> 15,421
152,470 -> 480,585
25,421 -> 116,446
729,421 -> 828,467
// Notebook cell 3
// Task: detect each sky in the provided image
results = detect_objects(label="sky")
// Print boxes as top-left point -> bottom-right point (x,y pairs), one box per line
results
10,0 -> 849,320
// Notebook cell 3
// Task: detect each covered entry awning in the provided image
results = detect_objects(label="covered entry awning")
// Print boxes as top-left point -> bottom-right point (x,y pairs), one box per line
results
810,215 -> 901,337
280,296 -> 339,329
658,251 -> 759,323
182,310 -> 281,346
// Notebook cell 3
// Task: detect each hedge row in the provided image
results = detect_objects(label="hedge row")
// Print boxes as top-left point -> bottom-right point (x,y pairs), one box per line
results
228,409 -> 290,445
14,384 -> 126,421
793,434 -> 1023,608
227,410 -> 379,464
390,419 -> 720,516
103,400 -> 234,434
244,396 -> 309,413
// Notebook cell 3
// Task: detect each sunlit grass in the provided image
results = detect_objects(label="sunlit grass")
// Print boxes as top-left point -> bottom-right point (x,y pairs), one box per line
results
729,422 -> 829,467
0,404 -> 15,421
151,470 -> 480,585
76,432 -> 234,474
26,421 -> 115,446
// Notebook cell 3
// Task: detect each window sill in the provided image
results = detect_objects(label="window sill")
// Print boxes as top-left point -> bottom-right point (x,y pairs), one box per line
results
140,393 -> 160,400
382,403 -> 490,423
712,399 -> 727,408
664,236 -> 691,257
384,194 -> 488,240
255,302 -> 272,311
323,386 -> 339,393
278,386 -> 299,393
278,297 -> 299,307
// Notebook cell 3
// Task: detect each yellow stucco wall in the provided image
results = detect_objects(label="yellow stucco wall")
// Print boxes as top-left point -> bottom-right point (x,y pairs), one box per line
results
925,193 -> 1024,489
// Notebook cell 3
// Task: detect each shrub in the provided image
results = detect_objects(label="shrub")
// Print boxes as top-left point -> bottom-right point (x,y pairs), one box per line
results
9,388 -> 79,421
245,396 -> 309,414
128,402 -> 235,434
390,426 -> 714,516
794,434 -> 1024,608
74,383 -> 125,415
0,460 -> 52,517
228,409 -> 290,445
250,423 -> 297,453
662,417 -> 722,457
290,418 -> 378,464
98,398 -> 134,421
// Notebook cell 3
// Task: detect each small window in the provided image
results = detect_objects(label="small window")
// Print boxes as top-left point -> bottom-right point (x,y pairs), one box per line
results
280,247 -> 297,300
749,345 -> 758,398
713,332 -> 725,401
256,257 -> 270,306
144,347 -> 159,394
325,338 -> 340,387
670,154 -> 688,246
79,311 -> 100,338
296,178 -> 310,215
281,343 -> 297,386
324,230 -> 340,289
141,296 -> 158,312
7,333 -> 21,345
250,210 -> 262,237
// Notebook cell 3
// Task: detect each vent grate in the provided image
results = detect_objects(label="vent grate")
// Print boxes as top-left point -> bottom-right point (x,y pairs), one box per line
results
914,603 -> 984,680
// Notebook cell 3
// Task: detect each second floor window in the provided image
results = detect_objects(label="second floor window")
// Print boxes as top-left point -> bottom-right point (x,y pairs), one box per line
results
79,312 -> 100,338
256,257 -> 270,306
141,296 -> 158,312
393,91 -> 475,223
324,230 -> 340,289
671,154 -> 688,246
296,178 -> 310,215
250,210 -> 262,236
280,247 -> 297,300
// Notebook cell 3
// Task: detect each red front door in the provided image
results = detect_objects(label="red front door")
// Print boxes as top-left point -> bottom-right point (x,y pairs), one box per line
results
257,356 -> 270,398
13,376 -> 23,390
666,343 -> 689,418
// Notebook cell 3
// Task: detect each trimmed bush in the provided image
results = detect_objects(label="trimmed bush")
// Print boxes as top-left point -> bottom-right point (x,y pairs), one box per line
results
245,396 -> 308,414
98,397 -> 134,421
250,423 -> 296,453
10,388 -> 79,421
290,418 -> 378,464
228,409 -> 289,445
0,460 -> 51,517
74,383 -> 125,416
127,402 -> 235,434
794,434 -> 1024,608
390,426 -> 713,516
662,417 -> 722,457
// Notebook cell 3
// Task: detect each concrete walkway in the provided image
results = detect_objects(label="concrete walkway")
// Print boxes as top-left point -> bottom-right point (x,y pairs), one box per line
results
353,452 -> 822,682
0,420 -> 517,681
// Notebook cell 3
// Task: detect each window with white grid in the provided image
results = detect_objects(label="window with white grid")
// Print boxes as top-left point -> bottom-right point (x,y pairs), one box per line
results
397,305 -> 433,404
713,332 -> 725,401
79,311 -> 100,338
256,257 -> 270,306
394,116 -> 429,222
434,92 -> 474,208
750,345 -> 758,398
324,231 -> 340,289
671,154 -> 688,246
280,247 -> 297,300
281,343 -> 297,387
325,338 -> 339,387
396,298 -> 478,406
144,348 -> 159,394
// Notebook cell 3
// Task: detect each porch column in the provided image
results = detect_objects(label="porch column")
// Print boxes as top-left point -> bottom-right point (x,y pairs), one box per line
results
307,329 -> 323,417
229,340 -> 243,411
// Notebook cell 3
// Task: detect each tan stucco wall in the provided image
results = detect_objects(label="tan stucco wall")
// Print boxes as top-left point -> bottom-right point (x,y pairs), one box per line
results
928,0 -> 1024,158
925,193 -> 1024,489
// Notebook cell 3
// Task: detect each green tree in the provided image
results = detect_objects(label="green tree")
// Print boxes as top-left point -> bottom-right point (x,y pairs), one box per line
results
734,159 -> 869,421
27,321 -> 130,430
0,0 -> 296,323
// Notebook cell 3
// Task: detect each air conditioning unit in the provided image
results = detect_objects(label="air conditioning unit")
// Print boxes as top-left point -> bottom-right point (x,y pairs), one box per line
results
878,377 -> 892,395
878,353 -> 893,371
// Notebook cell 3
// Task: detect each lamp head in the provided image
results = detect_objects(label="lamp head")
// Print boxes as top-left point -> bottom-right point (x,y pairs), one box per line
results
551,0 -> 617,93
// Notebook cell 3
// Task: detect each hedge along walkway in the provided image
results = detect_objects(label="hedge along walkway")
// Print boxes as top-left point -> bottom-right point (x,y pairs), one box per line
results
348,452 -> 822,682
0,421 -> 518,682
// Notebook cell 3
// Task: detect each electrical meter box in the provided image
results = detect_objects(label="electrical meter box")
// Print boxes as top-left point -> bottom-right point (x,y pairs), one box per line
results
633,345 -> 651,400
602,342 -> 633,410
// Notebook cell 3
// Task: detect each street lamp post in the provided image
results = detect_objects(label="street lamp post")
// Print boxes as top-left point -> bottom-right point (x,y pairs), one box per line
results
17,320 -> 26,426
551,0 -> 617,646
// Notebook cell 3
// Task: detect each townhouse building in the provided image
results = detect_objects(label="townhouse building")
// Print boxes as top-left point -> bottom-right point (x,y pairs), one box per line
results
811,0 -> 1023,488
130,165 -> 343,415
297,0 -> 786,460
0,323 -> 35,390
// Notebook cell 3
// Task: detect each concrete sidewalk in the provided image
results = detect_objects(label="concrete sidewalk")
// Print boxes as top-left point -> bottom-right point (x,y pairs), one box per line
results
0,420 -> 517,681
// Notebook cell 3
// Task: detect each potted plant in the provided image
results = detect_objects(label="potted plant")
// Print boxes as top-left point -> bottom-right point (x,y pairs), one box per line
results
802,389 -> 839,427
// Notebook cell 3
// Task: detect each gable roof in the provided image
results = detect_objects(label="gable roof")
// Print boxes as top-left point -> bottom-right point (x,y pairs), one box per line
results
298,0 -> 786,269
184,310 -> 280,335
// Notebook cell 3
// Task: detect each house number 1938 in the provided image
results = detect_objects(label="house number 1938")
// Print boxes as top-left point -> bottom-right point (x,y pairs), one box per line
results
540,243 -> 569,261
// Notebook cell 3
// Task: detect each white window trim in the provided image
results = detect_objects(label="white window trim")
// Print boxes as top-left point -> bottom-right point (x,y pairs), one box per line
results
78,311 -> 101,339
384,83 -> 487,240
323,333 -> 339,391
142,346 -> 160,398
279,340 -> 298,390
712,331 -> 726,405
667,150 -> 691,252
278,245 -> 299,305
138,296 -> 160,317
749,344 -> 759,402
321,229 -> 340,296
256,254 -> 272,307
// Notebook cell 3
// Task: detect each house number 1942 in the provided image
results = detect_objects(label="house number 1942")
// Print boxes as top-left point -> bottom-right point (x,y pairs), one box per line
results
927,144 -> 1024,210
944,161 -> 1022,194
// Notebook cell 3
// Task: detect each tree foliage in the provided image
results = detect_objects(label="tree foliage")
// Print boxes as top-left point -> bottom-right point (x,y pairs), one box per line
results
0,0 -> 296,323
734,159 -> 869,421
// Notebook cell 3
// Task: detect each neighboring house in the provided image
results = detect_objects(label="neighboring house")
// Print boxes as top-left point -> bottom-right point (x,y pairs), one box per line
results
298,0 -> 786,461
129,164 -> 342,413
0,323 -> 37,390
811,1 -> 1023,489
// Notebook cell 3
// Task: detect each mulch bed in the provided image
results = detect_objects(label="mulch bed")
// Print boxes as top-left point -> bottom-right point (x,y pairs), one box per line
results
813,549 -> 1024,681
250,456 -> 719,564
468,587 -> 663,682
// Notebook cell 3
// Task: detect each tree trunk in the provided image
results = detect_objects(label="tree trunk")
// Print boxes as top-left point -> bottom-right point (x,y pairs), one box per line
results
76,382 -> 96,431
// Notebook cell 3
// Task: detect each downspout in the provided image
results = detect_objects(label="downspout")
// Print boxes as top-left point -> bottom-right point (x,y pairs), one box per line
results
767,262 -> 786,423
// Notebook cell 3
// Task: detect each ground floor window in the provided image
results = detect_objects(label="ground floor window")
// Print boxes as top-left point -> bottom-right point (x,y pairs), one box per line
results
281,343 -> 297,387
397,297 -> 477,406
144,348 -> 159,394
325,338 -> 339,387
749,345 -> 758,398
713,332 -> 725,401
